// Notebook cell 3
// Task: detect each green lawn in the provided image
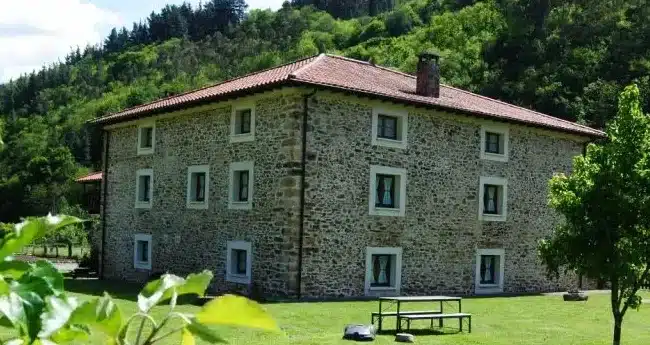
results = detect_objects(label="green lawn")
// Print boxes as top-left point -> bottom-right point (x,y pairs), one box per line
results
5,279 -> 650,344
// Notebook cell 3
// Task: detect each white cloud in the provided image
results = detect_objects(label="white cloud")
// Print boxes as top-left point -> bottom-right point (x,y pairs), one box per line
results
0,0 -> 121,82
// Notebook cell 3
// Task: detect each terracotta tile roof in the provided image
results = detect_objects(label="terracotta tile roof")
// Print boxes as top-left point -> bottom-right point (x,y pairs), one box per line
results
94,54 -> 604,137
76,172 -> 103,183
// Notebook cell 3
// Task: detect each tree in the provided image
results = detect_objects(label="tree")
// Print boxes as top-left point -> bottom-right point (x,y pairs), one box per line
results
539,85 -> 650,345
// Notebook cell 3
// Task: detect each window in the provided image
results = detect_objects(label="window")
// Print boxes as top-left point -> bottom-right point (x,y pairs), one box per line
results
478,177 -> 507,221
226,241 -> 252,284
480,124 -> 509,161
134,234 -> 152,270
371,108 -> 408,149
135,169 -> 153,209
475,249 -> 505,294
230,104 -> 255,143
365,247 -> 402,296
186,165 -> 210,209
137,122 -> 156,155
369,166 -> 407,217
229,161 -> 254,210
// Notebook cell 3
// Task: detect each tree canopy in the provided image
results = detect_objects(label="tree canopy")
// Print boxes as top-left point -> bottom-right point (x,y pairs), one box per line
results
540,84 -> 650,345
1,0 -> 650,221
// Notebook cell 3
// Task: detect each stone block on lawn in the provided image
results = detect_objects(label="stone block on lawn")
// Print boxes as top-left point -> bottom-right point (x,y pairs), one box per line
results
395,333 -> 415,343
563,292 -> 588,301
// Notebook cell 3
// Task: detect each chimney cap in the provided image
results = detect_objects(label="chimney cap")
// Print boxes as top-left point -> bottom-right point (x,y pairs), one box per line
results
418,51 -> 440,62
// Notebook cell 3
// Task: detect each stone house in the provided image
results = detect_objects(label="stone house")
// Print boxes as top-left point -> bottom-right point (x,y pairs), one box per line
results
92,53 -> 604,298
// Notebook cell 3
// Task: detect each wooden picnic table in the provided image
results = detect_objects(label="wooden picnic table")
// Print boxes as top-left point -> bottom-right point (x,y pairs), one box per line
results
372,296 -> 465,332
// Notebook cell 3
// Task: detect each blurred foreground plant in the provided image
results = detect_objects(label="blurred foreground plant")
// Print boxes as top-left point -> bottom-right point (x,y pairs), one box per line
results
0,215 -> 278,344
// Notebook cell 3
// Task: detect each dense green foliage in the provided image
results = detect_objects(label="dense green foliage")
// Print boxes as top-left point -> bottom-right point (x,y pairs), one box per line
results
1,0 -> 650,221
0,215 -> 278,344
540,85 -> 650,345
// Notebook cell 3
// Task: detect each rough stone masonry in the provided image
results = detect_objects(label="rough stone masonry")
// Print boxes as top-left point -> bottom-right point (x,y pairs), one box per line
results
101,88 -> 588,298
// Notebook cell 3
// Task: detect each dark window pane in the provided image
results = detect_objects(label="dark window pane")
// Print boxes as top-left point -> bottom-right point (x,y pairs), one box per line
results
375,174 -> 396,208
480,255 -> 497,284
141,127 -> 154,148
485,132 -> 500,154
378,115 -> 398,140
234,249 -> 247,274
139,241 -> 149,262
238,109 -> 252,134
141,176 -> 151,202
238,171 -> 249,202
483,185 -> 498,214
195,173 -> 206,202
371,254 -> 392,287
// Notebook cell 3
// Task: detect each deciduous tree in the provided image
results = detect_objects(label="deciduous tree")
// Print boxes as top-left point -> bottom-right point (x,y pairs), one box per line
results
539,85 -> 650,345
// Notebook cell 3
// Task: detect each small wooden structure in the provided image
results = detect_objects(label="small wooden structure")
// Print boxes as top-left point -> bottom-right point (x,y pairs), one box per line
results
75,172 -> 102,214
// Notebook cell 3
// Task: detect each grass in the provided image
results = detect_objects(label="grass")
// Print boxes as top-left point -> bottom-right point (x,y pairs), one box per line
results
4,279 -> 650,345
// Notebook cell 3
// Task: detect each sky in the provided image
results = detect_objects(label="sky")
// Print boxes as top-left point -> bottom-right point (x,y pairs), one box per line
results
0,0 -> 285,82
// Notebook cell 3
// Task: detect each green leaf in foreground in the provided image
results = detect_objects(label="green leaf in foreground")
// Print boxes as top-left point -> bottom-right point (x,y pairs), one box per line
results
138,270 -> 213,312
195,294 -> 278,331
181,327 -> 196,345
0,261 -> 31,280
69,293 -> 123,339
39,296 -> 79,338
186,320 -> 226,343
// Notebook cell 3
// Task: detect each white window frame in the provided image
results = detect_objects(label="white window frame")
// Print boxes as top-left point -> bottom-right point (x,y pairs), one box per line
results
369,165 -> 407,217
226,240 -> 252,284
186,165 -> 210,210
230,103 -> 256,143
475,248 -> 505,294
228,161 -> 254,210
480,124 -> 509,162
135,169 -> 153,209
478,176 -> 507,222
371,107 -> 408,149
365,247 -> 403,296
137,121 -> 156,155
134,234 -> 152,270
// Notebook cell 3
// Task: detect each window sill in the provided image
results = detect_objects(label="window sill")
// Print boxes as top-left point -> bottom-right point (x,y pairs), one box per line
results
475,286 -> 503,294
134,262 -> 152,270
226,274 -> 251,285
480,152 -> 508,162
229,201 -> 252,210
187,201 -> 209,210
370,207 -> 404,217
135,202 -> 152,209
480,213 -> 506,222
369,286 -> 398,291
230,134 -> 255,143
137,148 -> 154,156
373,137 -> 407,149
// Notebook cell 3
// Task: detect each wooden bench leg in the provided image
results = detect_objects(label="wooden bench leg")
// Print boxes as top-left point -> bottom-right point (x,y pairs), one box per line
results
469,316 -> 472,333
459,317 -> 463,332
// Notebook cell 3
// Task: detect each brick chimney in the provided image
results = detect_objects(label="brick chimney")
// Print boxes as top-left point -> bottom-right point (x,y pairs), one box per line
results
416,52 -> 440,97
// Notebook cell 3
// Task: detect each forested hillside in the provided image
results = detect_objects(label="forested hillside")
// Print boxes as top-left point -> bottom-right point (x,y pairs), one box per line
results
1,0 -> 649,221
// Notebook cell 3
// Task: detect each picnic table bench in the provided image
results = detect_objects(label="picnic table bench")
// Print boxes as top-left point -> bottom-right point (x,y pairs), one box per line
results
371,296 -> 471,333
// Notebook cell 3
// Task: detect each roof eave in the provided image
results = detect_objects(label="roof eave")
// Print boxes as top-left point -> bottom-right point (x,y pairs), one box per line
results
288,79 -> 605,139
91,80 -> 295,126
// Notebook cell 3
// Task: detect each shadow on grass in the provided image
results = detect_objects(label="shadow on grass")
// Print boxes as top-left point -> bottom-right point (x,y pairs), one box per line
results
377,327 -> 465,336
64,278 -> 142,302
64,278 -> 205,305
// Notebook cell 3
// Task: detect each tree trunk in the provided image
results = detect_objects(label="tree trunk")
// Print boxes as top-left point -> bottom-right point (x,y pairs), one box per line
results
68,242 -> 73,258
43,245 -> 47,256
613,316 -> 622,345
55,246 -> 59,257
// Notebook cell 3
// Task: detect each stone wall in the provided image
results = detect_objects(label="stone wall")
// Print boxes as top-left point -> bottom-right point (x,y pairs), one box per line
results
103,87 -> 589,298
102,90 -> 304,296
299,93 -> 587,298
